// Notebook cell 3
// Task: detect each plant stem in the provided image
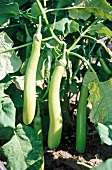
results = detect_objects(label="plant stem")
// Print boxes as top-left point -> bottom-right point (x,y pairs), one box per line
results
69,51 -> 100,83
88,42 -> 96,58
62,42 -> 67,60
68,19 -> 99,52
83,35 -> 98,41
37,100 -> 41,117
42,36 -> 53,41
40,85 -> 49,102
0,24 -> 21,29
84,35 -> 112,57
0,42 -> 32,54
36,0 -> 62,45
46,6 -> 85,13
77,161 -> 93,169
36,15 -> 42,34
0,37 -> 54,54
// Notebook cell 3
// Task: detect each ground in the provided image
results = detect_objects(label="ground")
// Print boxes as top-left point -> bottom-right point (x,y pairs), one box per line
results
44,120 -> 112,170
44,94 -> 112,170
1,95 -> 111,170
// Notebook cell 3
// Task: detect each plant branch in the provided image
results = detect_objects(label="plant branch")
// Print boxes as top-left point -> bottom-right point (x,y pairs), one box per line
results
69,51 -> 100,83
83,35 -> 112,57
0,42 -> 32,54
46,6 -> 85,13
77,161 -> 93,169
0,36 -> 54,54
36,0 -> 63,45
68,19 -> 99,52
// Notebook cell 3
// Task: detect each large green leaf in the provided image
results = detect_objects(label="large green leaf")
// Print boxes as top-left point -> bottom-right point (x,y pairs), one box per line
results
0,3 -> 19,16
96,123 -> 112,145
0,84 -> 16,129
83,72 -> 112,124
89,23 -> 112,38
88,78 -> 112,124
69,0 -> 112,21
53,18 -> 79,35
1,124 -> 43,170
0,0 -> 30,6
92,159 -> 112,170
0,83 -> 15,140
14,0 -> 30,7
0,3 -> 19,25
0,32 -> 22,80
31,2 -> 41,18
83,71 -> 97,87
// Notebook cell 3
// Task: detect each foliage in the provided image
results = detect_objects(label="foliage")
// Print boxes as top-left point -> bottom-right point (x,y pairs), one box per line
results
92,158 -> 112,170
0,0 -> 112,169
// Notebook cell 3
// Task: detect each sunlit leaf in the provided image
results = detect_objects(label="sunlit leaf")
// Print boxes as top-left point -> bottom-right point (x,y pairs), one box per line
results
92,158 -> 112,170
13,76 -> 24,91
0,84 -> 16,129
0,83 -> 15,140
88,78 -> 112,124
31,2 -> 41,18
0,32 -> 22,80
96,123 -> 112,145
69,0 -> 112,21
83,71 -> 97,88
90,23 -> 112,38
53,18 -> 79,35
1,124 -> 43,170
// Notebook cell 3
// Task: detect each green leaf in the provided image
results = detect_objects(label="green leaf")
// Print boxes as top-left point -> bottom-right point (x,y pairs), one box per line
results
0,84 -> 15,140
0,127 -> 14,140
0,14 -> 12,26
0,84 -> 16,129
53,18 -> 79,35
54,18 -> 69,35
11,90 -> 23,107
13,76 -> 24,91
68,20 -> 79,33
1,124 -> 43,170
88,78 -> 112,124
69,0 -> 112,21
83,71 -> 97,87
0,3 -> 19,15
1,0 -> 29,8
0,3 -> 19,25
69,8 -> 90,21
0,32 -> 22,80
31,2 -> 41,18
92,159 -> 112,170
0,83 -> 5,97
14,0 -> 30,7
96,123 -> 112,145
90,23 -> 112,38
0,97 -> 16,128
69,79 -> 77,94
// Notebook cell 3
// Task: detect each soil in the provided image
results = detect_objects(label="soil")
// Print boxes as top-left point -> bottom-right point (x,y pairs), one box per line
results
44,117 -> 112,170
1,105 -> 112,170
1,93 -> 112,170
44,93 -> 112,170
